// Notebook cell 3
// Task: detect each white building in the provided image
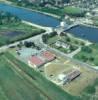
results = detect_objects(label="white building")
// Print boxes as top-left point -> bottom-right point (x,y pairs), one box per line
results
55,41 -> 70,49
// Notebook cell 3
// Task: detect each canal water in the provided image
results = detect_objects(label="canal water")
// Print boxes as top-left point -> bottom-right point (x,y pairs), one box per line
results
0,4 -> 98,43
66,25 -> 98,43
0,3 -> 60,27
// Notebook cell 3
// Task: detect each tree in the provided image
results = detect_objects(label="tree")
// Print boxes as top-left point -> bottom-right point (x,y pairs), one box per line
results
66,37 -> 71,42
81,55 -> 88,62
89,57 -> 94,61
80,42 -> 85,46
24,41 -> 35,48
82,46 -> 92,53
42,34 -> 48,43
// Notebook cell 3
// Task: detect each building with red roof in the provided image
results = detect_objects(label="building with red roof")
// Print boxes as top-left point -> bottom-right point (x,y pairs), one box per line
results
28,56 -> 45,68
42,51 -> 56,62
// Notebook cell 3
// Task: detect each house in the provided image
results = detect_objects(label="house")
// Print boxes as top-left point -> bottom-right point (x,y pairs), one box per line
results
55,0 -> 70,6
28,56 -> 45,68
55,41 -> 62,47
55,41 -> 70,49
42,51 -> 56,62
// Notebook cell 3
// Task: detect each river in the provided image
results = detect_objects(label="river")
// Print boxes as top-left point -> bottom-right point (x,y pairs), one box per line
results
0,3 -> 60,27
66,25 -> 98,43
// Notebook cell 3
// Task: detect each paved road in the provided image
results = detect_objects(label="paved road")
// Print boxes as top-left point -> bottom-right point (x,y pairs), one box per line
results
38,35 -> 98,72
0,25 -> 97,72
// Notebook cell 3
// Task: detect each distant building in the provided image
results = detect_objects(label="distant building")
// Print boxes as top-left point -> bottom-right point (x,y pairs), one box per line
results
28,56 -> 45,68
26,0 -> 70,6
27,0 -> 40,3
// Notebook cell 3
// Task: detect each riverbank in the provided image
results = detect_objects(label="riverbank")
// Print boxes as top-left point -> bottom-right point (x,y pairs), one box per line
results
22,21 -> 52,32
66,24 -> 98,43
67,33 -> 92,46
0,3 -> 60,27
1,1 -> 60,19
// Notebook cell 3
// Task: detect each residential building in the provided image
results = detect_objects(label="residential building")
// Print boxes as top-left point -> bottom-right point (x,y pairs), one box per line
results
55,41 -> 70,49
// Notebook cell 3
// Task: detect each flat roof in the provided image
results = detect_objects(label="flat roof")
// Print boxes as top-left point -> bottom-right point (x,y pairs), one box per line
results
29,56 -> 45,66
42,51 -> 56,61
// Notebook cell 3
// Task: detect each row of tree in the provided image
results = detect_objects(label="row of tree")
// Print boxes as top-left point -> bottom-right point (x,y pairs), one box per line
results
0,11 -> 20,25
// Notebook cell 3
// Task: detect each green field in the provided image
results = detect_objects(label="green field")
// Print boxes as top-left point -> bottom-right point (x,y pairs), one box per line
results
74,44 -> 98,66
63,6 -> 86,17
0,22 -> 45,46
0,52 -> 78,100
37,6 -> 86,17
81,79 -> 98,99
0,54 -> 46,100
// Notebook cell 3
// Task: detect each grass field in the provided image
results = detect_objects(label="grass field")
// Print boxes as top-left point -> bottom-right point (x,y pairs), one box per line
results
0,22 -> 45,46
74,44 -> 98,66
38,5 -> 85,17
0,53 -> 47,100
0,52 -> 78,100
63,6 -> 86,17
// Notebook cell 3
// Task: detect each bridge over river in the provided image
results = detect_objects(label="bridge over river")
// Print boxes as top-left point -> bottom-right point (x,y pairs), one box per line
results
55,22 -> 79,35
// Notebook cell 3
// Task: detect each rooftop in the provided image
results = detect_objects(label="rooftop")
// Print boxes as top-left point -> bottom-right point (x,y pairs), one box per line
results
42,51 -> 56,61
29,56 -> 45,67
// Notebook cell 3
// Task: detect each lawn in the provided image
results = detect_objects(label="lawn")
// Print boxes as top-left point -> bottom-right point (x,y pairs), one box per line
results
0,52 -> 78,100
63,6 -> 86,17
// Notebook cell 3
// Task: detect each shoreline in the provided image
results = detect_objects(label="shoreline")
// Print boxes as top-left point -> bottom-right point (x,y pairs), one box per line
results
0,1 -> 60,19
22,20 -> 53,32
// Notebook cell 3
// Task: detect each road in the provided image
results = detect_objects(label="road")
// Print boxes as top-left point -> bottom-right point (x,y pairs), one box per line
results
0,25 -> 52,53
37,35 -> 98,72
0,21 -> 97,73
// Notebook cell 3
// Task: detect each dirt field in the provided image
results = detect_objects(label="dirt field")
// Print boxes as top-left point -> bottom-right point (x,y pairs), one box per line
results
44,56 -> 98,96
62,67 -> 98,96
